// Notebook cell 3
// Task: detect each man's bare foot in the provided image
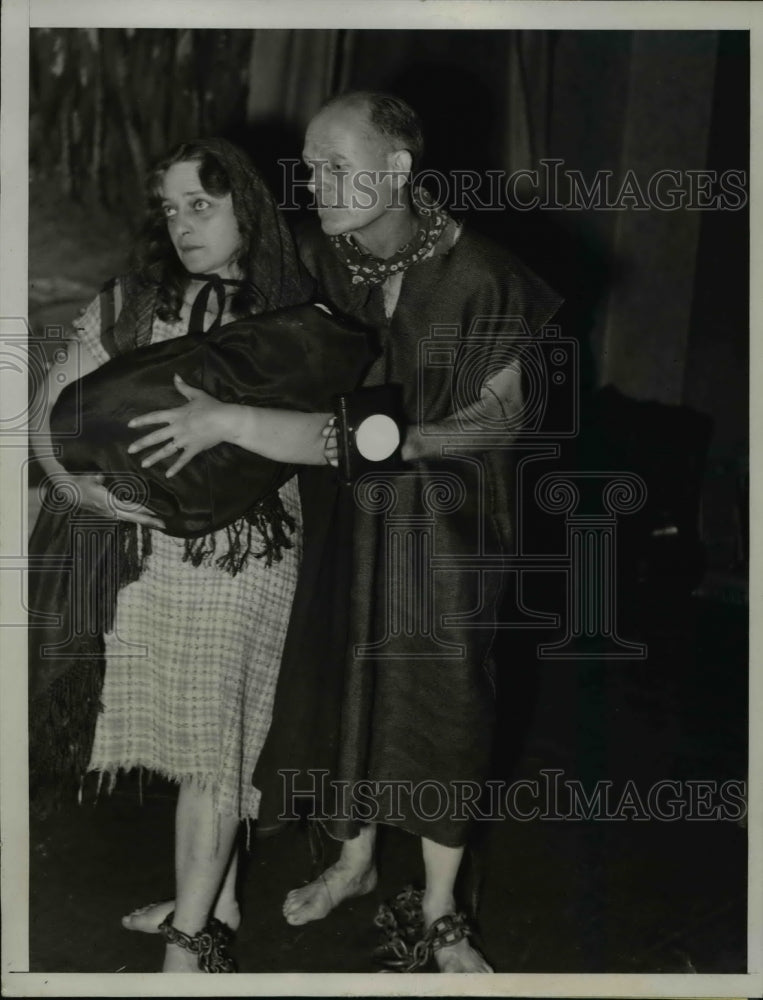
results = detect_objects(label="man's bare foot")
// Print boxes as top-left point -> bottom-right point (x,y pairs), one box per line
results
433,933 -> 493,973
122,899 -> 241,934
162,942 -> 201,973
282,862 -> 377,926
423,898 -> 493,973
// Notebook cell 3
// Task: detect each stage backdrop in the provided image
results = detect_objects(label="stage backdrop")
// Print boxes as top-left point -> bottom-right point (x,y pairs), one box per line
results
29,27 -> 749,573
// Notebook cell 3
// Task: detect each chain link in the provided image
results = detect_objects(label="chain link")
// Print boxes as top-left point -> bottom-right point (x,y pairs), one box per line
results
158,912 -> 236,973
373,888 -> 473,973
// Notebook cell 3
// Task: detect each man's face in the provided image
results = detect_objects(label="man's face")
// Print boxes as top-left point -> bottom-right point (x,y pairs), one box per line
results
302,102 -> 405,239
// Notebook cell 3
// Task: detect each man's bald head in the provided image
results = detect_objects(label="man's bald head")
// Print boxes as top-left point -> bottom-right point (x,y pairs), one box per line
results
319,91 -> 424,171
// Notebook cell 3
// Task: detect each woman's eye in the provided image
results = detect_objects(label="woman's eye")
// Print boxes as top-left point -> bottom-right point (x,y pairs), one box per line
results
162,205 -> 177,219
193,198 -> 211,211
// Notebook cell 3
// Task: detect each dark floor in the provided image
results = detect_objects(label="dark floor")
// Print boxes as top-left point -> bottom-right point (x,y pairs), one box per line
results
29,591 -> 748,974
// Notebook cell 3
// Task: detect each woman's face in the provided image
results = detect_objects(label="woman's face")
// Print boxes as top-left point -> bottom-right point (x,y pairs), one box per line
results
160,160 -> 242,278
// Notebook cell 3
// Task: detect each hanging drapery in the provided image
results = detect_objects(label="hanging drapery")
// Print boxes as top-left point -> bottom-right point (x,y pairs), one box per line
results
502,31 -> 552,176
246,29 -> 346,130
600,31 -> 719,403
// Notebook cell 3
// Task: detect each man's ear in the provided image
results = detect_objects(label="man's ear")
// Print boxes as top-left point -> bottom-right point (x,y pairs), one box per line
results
389,148 -> 412,187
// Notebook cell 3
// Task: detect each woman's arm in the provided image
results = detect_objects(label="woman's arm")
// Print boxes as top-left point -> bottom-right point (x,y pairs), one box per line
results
222,403 -> 331,466
130,359 -> 523,476
32,336 -> 166,528
128,374 -> 331,477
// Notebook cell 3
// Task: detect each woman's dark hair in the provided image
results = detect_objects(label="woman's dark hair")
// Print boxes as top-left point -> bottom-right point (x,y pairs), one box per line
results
132,137 -> 305,321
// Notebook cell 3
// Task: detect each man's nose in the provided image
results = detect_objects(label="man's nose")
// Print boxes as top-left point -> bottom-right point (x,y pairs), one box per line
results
313,177 -> 338,206
306,164 -> 323,195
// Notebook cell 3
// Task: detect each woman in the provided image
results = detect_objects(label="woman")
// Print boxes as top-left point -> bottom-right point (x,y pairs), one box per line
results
31,138 -> 337,972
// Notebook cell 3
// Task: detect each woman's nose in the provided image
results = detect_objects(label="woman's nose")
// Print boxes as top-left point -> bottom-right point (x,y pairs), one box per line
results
176,210 -> 195,235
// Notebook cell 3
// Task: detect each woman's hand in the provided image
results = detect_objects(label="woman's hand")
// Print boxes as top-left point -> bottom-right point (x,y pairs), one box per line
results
47,473 -> 166,530
127,374 -> 232,479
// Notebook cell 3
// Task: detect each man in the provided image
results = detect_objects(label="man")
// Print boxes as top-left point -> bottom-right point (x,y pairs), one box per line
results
261,91 -> 562,973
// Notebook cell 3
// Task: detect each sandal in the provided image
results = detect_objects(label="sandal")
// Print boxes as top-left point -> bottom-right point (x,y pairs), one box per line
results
158,911 -> 237,972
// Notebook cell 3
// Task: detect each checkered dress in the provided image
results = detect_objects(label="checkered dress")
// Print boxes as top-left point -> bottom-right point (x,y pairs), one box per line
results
77,293 -> 302,821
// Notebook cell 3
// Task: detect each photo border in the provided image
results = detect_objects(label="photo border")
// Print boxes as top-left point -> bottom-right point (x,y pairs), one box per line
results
2,1 -> 760,996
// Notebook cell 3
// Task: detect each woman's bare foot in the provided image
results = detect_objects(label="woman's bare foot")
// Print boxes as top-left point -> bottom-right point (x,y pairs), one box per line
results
282,862 -> 377,926
122,899 -> 241,934
122,900 -> 174,933
162,942 -> 201,973
422,897 -> 493,973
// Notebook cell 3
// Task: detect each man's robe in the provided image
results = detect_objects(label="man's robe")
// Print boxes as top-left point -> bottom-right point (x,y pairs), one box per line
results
255,221 -> 562,847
